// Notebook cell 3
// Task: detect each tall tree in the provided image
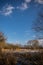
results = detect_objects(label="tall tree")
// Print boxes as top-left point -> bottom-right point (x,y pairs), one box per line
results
32,9 -> 43,39
0,32 -> 6,49
0,32 -> 6,42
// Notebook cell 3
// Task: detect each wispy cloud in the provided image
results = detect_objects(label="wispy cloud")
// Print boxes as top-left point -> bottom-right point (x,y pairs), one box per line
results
17,2 -> 28,10
0,5 -> 14,16
35,0 -> 43,4
16,0 -> 31,10
25,0 -> 31,3
16,0 -> 43,11
0,0 -> 42,15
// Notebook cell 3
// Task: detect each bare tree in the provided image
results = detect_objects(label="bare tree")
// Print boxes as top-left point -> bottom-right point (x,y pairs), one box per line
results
26,40 -> 39,49
32,9 -> 43,39
0,32 -> 6,42
0,32 -> 6,50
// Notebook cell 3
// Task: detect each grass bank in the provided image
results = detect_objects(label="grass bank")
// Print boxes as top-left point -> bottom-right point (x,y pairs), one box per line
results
0,51 -> 43,65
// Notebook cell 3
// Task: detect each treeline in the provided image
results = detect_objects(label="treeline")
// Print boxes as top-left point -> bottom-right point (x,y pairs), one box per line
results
24,40 -> 43,49
0,32 -> 21,50
0,32 -> 43,50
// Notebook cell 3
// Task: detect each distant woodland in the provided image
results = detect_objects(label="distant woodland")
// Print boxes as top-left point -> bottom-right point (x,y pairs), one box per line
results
0,32 -> 43,51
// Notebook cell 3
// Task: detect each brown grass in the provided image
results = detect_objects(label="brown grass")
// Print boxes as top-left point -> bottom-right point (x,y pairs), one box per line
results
0,52 -> 43,65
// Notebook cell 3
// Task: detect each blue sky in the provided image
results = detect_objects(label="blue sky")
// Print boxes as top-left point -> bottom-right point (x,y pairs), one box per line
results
0,0 -> 43,44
